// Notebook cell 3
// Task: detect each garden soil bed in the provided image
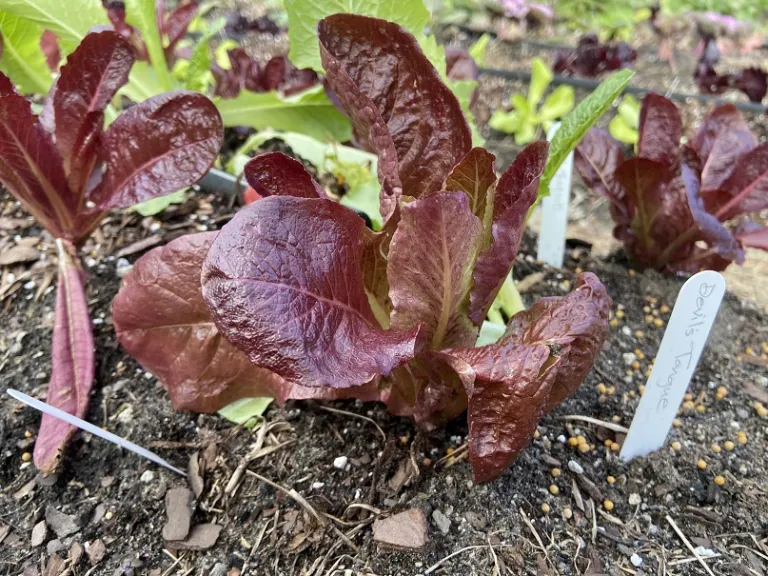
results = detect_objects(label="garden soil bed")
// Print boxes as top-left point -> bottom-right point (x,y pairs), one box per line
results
2,173 -> 768,575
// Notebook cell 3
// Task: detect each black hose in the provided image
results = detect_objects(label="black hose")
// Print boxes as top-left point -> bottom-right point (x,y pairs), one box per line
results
479,66 -> 768,114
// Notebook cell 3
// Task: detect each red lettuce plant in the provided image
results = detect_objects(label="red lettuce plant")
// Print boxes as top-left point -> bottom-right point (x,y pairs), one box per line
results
574,93 -> 768,272
211,49 -> 318,99
554,34 -> 636,78
104,0 -> 199,65
113,15 -> 611,483
0,30 -> 223,473
694,34 -> 767,103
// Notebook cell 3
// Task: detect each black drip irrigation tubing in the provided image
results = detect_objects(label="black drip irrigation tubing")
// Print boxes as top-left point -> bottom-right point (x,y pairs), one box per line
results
479,66 -> 768,115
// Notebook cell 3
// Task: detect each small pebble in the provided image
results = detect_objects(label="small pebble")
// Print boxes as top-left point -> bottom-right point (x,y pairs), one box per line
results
333,456 -> 348,469
140,470 -> 155,483
628,493 -> 641,506
630,554 -> 643,567
567,460 -> 583,474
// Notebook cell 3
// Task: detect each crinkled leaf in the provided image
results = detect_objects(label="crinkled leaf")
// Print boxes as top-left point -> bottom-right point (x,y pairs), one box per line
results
52,30 -> 134,195
539,69 -> 633,198
202,196 -> 423,389
553,35 -> 636,77
501,272 -> 612,409
637,93 -> 681,169
244,152 -> 325,199
284,0 -> 430,73
469,141 -> 549,325
0,85 -> 73,239
215,84 -> 352,143
319,14 -> 472,202
35,242 -> 95,474
444,273 -> 611,482
388,191 -> 484,349
574,129 -> 630,219
444,147 -> 497,221
0,11 -> 53,94
89,91 -> 222,210
733,67 -> 768,103
681,164 -> 743,267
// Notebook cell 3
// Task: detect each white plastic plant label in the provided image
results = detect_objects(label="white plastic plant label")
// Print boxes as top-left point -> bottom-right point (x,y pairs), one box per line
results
620,271 -> 726,461
537,122 -> 573,268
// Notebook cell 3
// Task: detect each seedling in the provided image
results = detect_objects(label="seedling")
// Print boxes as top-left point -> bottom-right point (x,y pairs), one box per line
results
489,58 -> 575,144
608,95 -> 640,146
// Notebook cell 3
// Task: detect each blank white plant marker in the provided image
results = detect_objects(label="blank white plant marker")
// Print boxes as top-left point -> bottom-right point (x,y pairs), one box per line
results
7,388 -> 187,476
620,271 -> 726,461
537,122 -> 573,268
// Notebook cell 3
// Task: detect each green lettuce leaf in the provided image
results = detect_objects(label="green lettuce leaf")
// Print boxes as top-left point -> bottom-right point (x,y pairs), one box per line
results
216,84 -> 352,142
0,11 -> 52,93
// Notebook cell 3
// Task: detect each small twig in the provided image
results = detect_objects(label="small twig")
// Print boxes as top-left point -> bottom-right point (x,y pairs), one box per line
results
434,443 -> 468,467
225,423 -> 269,495
558,415 -> 629,434
519,508 -> 554,571
160,552 -> 186,576
590,500 -> 597,545
425,545 -> 494,574
317,405 -> 386,443
731,544 -> 768,563
665,515 -> 716,576
668,554 -> 722,566
246,471 -> 359,554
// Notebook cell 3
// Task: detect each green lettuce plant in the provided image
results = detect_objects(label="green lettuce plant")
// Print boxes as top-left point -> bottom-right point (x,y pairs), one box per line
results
489,58 -> 575,144
608,94 -> 640,146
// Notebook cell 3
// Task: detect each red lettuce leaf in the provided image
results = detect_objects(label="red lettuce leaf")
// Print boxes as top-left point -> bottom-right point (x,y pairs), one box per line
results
554,34 -> 636,77
89,91 -> 223,210
34,242 -> 95,474
201,196 -> 423,389
52,30 -> 134,197
114,232 -> 384,410
212,48 -> 261,98
385,352 -> 471,429
445,47 -> 479,82
637,93 -> 681,169
244,152 -> 325,199
0,85 -> 73,240
687,104 -> 755,196
113,232 -> 278,412
444,147 -> 497,221
613,157 -> 670,261
161,1 -> 198,62
733,68 -> 768,103
445,273 -> 611,483
260,55 -> 318,96
574,129 -> 631,221
361,226 -> 393,326
318,14 -> 472,202
682,163 -> 744,267
717,143 -> 768,219
735,221 -> 768,251
469,141 -> 548,324
388,191 -> 484,349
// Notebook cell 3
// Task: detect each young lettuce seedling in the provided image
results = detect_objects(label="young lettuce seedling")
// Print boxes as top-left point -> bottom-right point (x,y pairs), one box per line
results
489,58 -> 575,145
113,15 -> 611,483
0,30 -> 223,473
575,93 -> 768,272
